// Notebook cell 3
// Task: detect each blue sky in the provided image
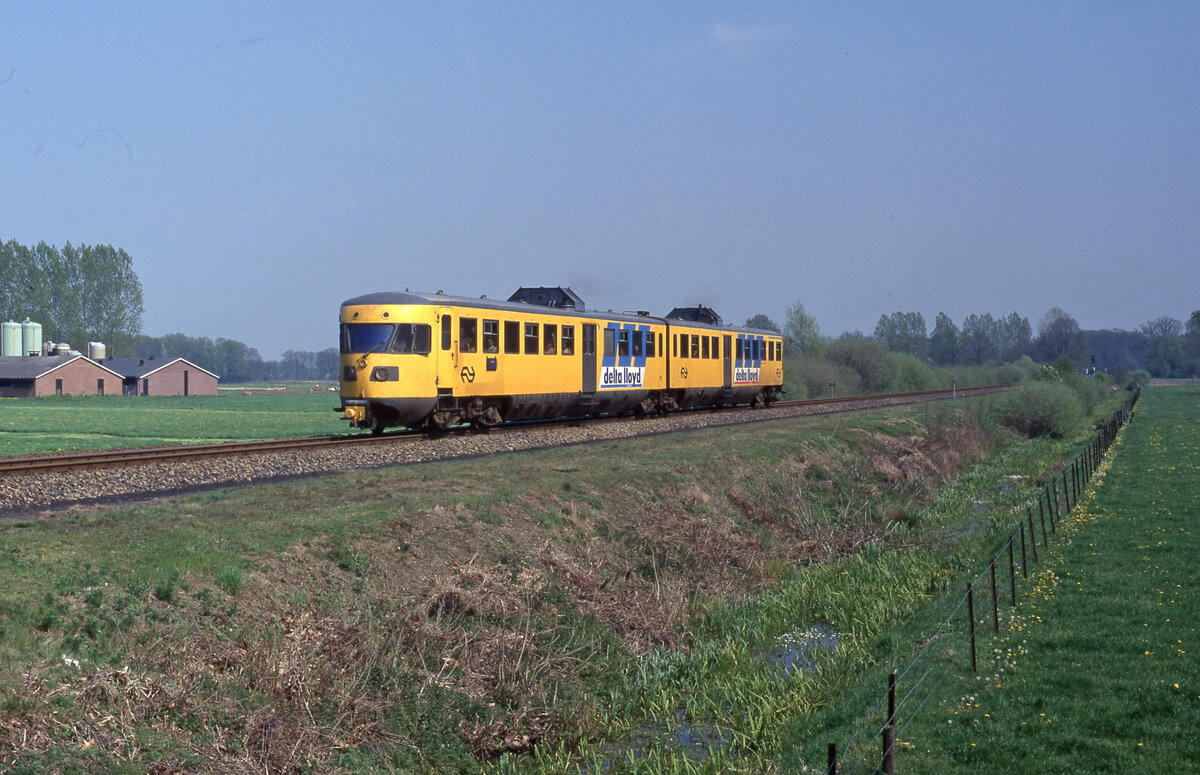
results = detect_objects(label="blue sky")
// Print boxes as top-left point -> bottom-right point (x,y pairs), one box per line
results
3,3 -> 1197,358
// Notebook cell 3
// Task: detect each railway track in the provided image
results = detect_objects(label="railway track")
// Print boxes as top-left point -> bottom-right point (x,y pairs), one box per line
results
0,384 -> 1005,479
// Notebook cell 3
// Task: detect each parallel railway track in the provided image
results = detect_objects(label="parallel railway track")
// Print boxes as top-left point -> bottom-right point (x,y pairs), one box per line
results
0,385 -> 1005,479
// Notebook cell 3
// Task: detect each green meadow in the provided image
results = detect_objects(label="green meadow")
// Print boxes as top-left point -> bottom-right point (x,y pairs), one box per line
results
833,385 -> 1198,774
0,390 -> 347,456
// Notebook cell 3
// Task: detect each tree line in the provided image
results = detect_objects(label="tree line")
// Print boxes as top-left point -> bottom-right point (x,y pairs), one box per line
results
0,239 -> 143,354
131,334 -> 339,383
749,304 -> 1200,379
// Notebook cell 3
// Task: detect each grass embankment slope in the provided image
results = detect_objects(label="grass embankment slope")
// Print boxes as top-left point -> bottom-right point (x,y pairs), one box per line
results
0,392 -> 1121,773
0,391 -> 345,456
895,384 -> 1199,773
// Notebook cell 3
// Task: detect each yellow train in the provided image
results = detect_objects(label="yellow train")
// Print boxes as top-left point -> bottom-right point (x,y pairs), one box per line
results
338,287 -> 784,432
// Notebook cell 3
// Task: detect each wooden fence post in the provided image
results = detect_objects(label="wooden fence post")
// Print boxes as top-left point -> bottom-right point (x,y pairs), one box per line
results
1008,536 -> 1016,606
968,582 -> 977,673
990,560 -> 999,632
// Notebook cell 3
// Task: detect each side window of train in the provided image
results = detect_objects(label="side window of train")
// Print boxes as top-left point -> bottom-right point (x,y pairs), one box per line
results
561,325 -> 575,355
659,333 -> 663,357
673,334 -> 679,358
691,335 -> 700,359
414,324 -> 431,354
677,334 -> 686,359
632,330 -> 643,358
482,319 -> 499,353
460,318 -> 478,353
645,331 -> 655,358
544,323 -> 557,355
603,328 -> 615,358
701,336 -> 709,359
504,321 -> 520,354
711,336 -> 719,359
441,315 -> 452,350
618,329 -> 630,357
525,322 -> 539,355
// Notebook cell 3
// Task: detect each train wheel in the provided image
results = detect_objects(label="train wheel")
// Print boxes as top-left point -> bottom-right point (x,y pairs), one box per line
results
367,416 -> 384,435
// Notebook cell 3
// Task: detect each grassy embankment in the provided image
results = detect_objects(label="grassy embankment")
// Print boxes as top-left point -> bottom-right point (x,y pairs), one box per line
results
0,390 -> 1126,772
875,385 -> 1197,773
0,391 -> 345,456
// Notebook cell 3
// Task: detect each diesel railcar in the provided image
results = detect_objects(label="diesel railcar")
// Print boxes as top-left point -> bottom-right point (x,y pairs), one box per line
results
338,287 -> 783,433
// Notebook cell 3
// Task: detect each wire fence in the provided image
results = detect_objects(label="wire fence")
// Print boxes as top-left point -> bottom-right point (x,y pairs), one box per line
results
823,388 -> 1140,775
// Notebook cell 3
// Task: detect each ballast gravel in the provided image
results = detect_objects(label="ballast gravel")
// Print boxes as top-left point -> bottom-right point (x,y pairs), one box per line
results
0,393 -> 983,517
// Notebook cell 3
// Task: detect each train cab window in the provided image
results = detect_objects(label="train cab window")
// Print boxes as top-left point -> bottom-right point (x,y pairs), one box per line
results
483,320 -> 499,353
618,329 -> 630,357
460,318 -> 478,353
632,330 -> 643,358
690,335 -> 700,359
645,331 -> 655,358
441,316 -> 452,351
603,328 -> 615,358
504,321 -> 520,354
562,325 -> 575,355
544,324 -> 557,355
525,322 -> 539,355
701,336 -> 709,359
389,323 -> 432,354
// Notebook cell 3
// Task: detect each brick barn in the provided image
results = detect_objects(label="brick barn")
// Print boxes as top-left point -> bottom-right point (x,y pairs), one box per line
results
0,355 -> 124,397
100,357 -> 219,396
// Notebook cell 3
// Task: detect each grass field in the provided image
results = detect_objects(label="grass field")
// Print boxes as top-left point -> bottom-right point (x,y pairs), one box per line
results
799,385 -> 1198,774
0,389 -> 1142,772
0,390 -> 347,456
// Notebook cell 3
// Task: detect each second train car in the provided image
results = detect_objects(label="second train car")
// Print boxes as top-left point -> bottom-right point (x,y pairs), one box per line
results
338,287 -> 783,433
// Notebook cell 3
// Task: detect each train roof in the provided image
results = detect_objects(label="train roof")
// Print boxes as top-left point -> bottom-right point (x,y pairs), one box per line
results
340,290 -> 781,334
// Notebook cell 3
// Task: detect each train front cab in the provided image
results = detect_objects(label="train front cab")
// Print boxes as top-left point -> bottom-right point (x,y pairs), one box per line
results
338,298 -> 439,432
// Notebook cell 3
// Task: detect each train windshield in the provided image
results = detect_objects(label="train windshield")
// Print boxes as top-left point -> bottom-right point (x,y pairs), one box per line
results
341,323 -> 393,354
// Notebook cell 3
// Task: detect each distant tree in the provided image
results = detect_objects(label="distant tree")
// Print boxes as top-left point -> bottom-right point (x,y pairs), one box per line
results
997,312 -> 1033,362
0,240 -> 143,354
1033,308 -> 1088,365
1140,316 -> 1186,378
826,334 -> 891,392
782,302 -> 822,355
873,311 -> 927,359
960,313 -> 1000,365
928,312 -> 960,366
1186,310 -> 1200,377
744,314 -> 781,332
216,337 -> 265,383
1086,328 -> 1149,372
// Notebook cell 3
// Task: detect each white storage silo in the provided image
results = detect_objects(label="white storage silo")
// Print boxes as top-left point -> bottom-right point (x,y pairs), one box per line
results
21,319 -> 42,357
88,342 -> 106,360
1,321 -> 21,357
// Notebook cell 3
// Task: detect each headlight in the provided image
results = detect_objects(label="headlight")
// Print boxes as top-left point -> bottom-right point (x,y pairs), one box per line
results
370,366 -> 398,382
343,365 -> 357,381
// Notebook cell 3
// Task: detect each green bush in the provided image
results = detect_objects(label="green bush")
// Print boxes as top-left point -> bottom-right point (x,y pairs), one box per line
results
791,355 -> 862,398
884,351 -> 937,391
825,335 -> 891,392
998,382 -> 1084,438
